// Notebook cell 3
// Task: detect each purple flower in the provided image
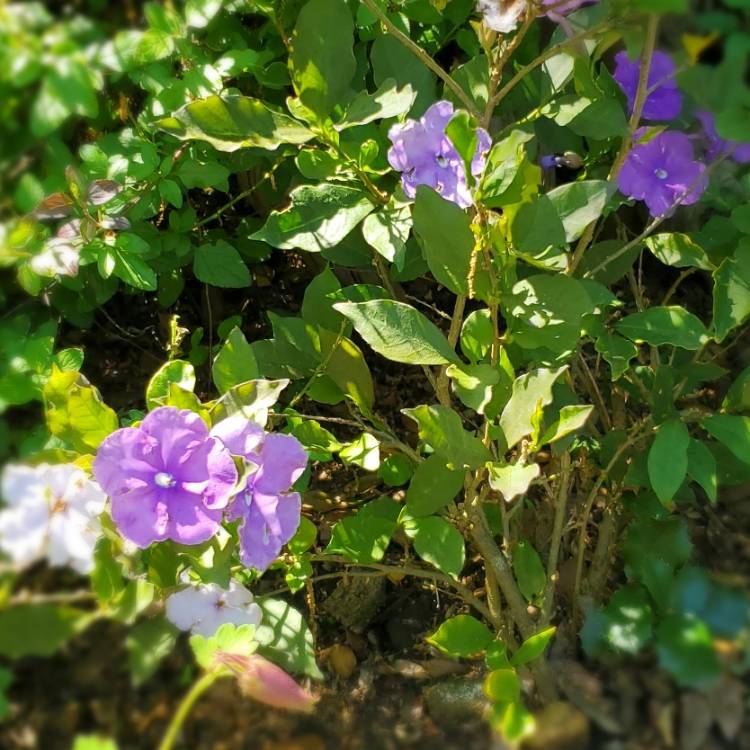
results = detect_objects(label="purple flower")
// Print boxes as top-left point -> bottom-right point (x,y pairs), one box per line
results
696,111 -> 750,164
210,416 -> 307,572
618,131 -> 707,217
387,101 -> 491,209
93,407 -> 238,547
613,50 -> 682,121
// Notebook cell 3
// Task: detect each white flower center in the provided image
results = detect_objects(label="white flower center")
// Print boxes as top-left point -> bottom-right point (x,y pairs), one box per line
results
154,472 -> 176,488
654,168 -> 669,180
436,155 -> 448,167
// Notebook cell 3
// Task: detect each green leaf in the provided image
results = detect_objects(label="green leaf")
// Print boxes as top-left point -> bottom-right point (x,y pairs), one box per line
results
623,517 -> 692,602
379,453 -> 414,487
212,327 -> 259,395
44,367 -> 119,453
194,240 -> 251,288
0,605 -> 90,658
541,405 -> 594,445
600,585 -> 654,655
595,332 -> 638,380
156,95 -> 314,152
413,187 -> 490,298
712,246 -> 750,342
326,496 -> 400,563
125,616 -> 178,686
479,130 -> 536,206
185,0 -> 224,28
687,439 -> 718,502
497,701 -> 535,742
510,195 -> 567,255
337,79 -> 416,129
645,233 -> 713,270
362,200 -> 412,263
339,432 -> 380,471
484,669 -> 520,703
505,275 -> 593,353
488,462 -> 540,503
656,614 -> 721,688
426,615 -> 494,658
334,299 -> 458,365
447,363 -> 510,418
403,515 -> 465,579
616,306 -> 709,350
499,367 -> 567,449
30,61 -> 99,136
648,418 -> 689,504
256,598 -> 322,679
512,540 -> 546,603
252,185 -> 374,253
111,246 -> 157,291
301,268 -> 346,333
146,360 -> 196,410
402,404 -> 491,469
405,453 -> 466,517
510,626 -> 556,666
290,0 -> 355,118
702,414 -> 750,466
72,736 -> 118,750
190,623 -> 258,670
547,180 -> 613,243
460,309 -> 494,362
723,363 -> 750,412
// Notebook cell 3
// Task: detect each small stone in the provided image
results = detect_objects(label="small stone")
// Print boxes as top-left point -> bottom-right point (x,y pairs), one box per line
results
325,644 -> 357,679
679,693 -> 712,750
423,678 -> 487,730
522,702 -> 590,750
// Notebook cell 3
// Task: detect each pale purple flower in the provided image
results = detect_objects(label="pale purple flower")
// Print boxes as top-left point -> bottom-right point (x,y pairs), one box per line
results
387,100 -> 491,209
166,580 -> 262,637
696,111 -> 750,165
210,416 -> 307,572
216,652 -> 317,713
478,1 -> 596,33
618,131 -> 707,217
93,407 -> 238,547
613,50 -> 682,121
0,464 -> 106,574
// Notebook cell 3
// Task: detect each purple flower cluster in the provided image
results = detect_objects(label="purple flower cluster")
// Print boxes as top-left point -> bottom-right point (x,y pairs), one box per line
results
610,50 -> 750,217
387,101 -> 490,209
613,50 -> 682,122
93,407 -> 307,572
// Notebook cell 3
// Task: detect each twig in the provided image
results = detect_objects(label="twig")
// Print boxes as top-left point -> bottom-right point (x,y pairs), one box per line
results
572,418 -> 651,616
360,0 -> 481,120
436,294 -> 466,407
541,453 -> 571,625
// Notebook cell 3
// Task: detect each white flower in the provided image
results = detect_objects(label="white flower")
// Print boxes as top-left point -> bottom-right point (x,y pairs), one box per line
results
0,464 -> 106,574
30,239 -> 80,277
166,580 -> 263,638
477,0 -> 527,33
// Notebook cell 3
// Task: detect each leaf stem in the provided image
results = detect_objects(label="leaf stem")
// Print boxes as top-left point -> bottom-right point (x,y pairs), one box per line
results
157,670 -> 225,750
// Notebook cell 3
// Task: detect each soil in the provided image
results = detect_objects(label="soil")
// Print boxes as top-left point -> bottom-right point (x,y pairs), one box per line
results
2,238 -> 750,750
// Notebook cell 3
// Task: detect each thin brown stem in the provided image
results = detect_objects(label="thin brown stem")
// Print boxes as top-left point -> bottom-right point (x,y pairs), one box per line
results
436,294 -> 466,407
541,453 -> 571,625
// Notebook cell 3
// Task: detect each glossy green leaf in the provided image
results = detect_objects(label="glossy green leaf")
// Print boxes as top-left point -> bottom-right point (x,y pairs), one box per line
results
616,306 -> 709,350
146,360 -> 196,409
334,300 -> 458,365
403,515 -> 465,579
510,626 -> 556,666
405,454 -> 466,517
252,185 -> 375,253
156,95 -> 314,151
194,240 -> 251,288
426,614 -> 493,658
212,327 -> 259,395
648,418 -> 689,504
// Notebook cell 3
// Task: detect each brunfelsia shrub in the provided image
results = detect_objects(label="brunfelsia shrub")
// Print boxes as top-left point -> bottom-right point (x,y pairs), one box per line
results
1,0 -> 750,745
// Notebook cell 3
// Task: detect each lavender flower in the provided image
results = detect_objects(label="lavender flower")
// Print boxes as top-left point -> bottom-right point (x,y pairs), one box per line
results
0,464 -> 106,574
166,580 -> 262,637
696,111 -> 750,165
93,407 -> 238,547
387,101 -> 491,209
613,50 -> 682,121
618,131 -> 707,217
210,416 -> 307,572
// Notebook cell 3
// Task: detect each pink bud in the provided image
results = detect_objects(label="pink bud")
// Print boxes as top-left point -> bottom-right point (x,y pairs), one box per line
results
215,651 -> 317,713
